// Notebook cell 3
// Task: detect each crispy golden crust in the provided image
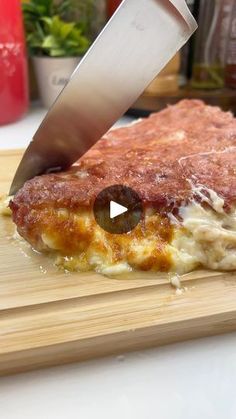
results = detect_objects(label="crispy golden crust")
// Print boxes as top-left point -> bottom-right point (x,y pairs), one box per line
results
11,100 -> 236,214
9,100 -> 236,272
10,205 -> 173,272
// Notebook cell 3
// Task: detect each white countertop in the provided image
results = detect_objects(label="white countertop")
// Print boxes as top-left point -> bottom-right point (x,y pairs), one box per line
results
0,102 -> 134,149
0,105 -> 236,419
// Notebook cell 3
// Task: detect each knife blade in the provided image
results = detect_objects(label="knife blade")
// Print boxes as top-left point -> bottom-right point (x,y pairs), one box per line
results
10,0 -> 197,195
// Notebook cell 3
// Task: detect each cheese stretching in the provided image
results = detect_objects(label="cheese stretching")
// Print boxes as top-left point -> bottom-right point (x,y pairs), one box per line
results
10,100 -> 236,275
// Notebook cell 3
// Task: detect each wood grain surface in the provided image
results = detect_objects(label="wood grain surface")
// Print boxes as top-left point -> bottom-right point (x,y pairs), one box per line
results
1,150 -> 236,376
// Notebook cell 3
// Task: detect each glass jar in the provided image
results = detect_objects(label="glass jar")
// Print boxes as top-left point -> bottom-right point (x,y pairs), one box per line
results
225,1 -> 236,88
191,0 -> 234,89
179,0 -> 196,85
0,0 -> 29,125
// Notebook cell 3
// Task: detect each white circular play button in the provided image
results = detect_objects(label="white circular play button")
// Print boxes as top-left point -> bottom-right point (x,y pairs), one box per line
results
93,185 -> 143,234
110,201 -> 128,219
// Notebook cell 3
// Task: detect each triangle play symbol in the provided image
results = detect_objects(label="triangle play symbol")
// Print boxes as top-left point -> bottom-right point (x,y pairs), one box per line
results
110,200 -> 128,219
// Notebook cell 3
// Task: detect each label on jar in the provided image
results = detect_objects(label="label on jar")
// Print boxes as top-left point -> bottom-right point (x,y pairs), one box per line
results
49,71 -> 69,89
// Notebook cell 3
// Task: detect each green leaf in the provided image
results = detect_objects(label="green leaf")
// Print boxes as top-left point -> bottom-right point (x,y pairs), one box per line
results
50,48 -> 67,57
41,17 -> 53,28
42,35 -> 59,49
22,0 -> 91,57
59,21 -> 75,40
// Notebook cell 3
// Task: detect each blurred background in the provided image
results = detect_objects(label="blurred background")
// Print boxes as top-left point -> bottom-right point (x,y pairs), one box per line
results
0,0 -> 235,127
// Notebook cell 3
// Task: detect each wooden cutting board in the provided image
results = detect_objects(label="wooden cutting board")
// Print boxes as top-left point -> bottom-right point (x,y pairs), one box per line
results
1,150 -> 236,376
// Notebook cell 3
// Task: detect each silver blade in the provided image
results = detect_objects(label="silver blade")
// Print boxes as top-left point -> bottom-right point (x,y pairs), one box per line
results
10,0 -> 197,195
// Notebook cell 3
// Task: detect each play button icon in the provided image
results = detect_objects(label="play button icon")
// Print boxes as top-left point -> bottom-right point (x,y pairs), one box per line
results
93,185 -> 143,234
110,201 -> 128,219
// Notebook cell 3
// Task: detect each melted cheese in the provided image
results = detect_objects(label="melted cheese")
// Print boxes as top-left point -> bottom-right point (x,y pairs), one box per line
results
36,188 -> 236,276
171,202 -> 236,273
41,210 -> 172,275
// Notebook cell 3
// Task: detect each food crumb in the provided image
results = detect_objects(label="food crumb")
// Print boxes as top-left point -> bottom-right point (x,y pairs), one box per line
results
176,287 -> 184,295
169,273 -> 187,295
0,195 -> 12,216
39,265 -> 47,274
169,273 -> 181,289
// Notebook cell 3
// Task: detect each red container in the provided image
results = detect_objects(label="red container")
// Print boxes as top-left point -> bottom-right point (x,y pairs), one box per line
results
0,0 -> 29,125
107,0 -> 122,18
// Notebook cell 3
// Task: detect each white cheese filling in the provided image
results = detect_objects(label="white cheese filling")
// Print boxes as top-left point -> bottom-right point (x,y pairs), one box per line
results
170,186 -> 236,274
40,185 -> 236,276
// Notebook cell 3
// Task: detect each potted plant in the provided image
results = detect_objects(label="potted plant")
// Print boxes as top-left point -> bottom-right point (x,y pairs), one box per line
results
23,0 -> 90,108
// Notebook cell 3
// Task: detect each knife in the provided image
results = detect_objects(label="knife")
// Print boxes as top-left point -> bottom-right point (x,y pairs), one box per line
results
10,0 -> 197,195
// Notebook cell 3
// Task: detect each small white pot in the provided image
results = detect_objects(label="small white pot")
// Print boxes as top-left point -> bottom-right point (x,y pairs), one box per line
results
33,56 -> 81,108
